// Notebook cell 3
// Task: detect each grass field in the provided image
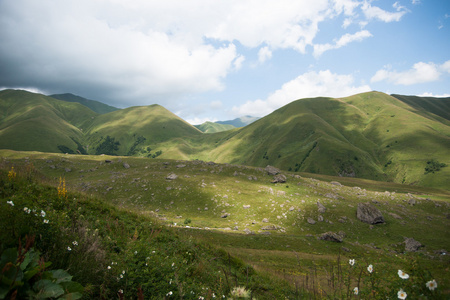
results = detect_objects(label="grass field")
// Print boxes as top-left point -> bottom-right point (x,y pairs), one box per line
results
1,150 -> 449,299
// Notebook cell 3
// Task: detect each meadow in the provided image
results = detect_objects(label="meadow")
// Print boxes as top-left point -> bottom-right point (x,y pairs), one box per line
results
1,150 -> 449,299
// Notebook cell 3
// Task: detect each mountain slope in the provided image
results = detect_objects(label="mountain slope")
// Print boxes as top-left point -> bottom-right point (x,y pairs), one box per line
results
50,93 -> 119,114
195,121 -> 235,133
0,89 -> 96,153
216,115 -> 259,127
84,104 -> 202,156
154,92 -> 449,188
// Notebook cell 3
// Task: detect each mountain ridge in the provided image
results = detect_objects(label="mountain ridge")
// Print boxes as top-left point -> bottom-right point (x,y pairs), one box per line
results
0,89 -> 448,189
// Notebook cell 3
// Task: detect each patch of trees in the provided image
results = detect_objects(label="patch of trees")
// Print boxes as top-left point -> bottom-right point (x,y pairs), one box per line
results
424,159 -> 447,174
95,136 -> 120,155
57,145 -> 75,154
127,135 -> 146,156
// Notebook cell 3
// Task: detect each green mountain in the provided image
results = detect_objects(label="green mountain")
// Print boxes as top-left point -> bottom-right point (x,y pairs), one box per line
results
216,115 -> 259,127
195,121 -> 235,133
0,89 -> 96,154
1,89 -> 448,189
50,93 -> 119,114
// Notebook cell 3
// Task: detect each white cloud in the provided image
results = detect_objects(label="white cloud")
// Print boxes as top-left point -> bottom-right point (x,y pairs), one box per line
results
418,92 -> 450,98
258,47 -> 273,64
362,1 -> 408,22
232,70 -> 371,117
313,30 -> 372,57
371,61 -> 446,85
185,117 -> 218,125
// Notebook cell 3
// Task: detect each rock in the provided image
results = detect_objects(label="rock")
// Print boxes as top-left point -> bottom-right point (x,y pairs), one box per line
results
307,217 -> 316,225
289,206 -> 295,211
357,202 -> 385,224
64,168 -> 72,172
106,187 -> 113,191
243,228 -> 254,235
265,165 -> 280,175
404,238 -> 423,252
105,160 -> 112,163
233,171 -> 239,176
272,174 -> 287,183
261,225 -> 278,230
166,173 -> 178,180
408,198 -> 416,206
262,218 -> 269,223
388,212 -> 403,220
318,215 -> 324,222
330,181 -> 342,186
319,232 -> 344,243
243,205 -> 251,209
221,213 -> 230,218
325,193 -> 339,200
317,201 -> 327,213
123,163 -> 130,169
176,164 -> 186,168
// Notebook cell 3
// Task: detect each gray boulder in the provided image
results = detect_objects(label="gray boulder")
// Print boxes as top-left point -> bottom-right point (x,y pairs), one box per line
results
123,163 -> 130,169
265,165 -> 280,175
319,232 -> 345,243
404,238 -> 423,252
272,174 -> 287,183
166,173 -> 178,180
357,202 -> 385,224
317,201 -> 327,213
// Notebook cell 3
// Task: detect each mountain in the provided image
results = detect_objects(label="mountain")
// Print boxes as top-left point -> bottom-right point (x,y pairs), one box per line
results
194,121 -> 236,133
1,89 -> 449,189
215,115 -> 259,127
50,93 -> 119,114
0,89 -> 96,154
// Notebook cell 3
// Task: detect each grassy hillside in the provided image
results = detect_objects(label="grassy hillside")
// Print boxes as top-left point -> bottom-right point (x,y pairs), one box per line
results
84,104 -> 202,156
0,89 -> 96,154
153,92 -> 450,189
50,93 -> 119,114
1,150 -> 449,298
216,115 -> 260,127
195,121 -> 236,133
391,94 -> 450,122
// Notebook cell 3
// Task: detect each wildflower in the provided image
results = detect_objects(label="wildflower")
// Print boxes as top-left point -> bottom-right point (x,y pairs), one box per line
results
398,270 -> 409,279
6,200 -> 14,206
397,289 -> 407,299
426,279 -> 437,291
24,207 -> 31,213
107,266 -> 111,270
67,246 -> 72,251
367,264 -> 373,273
199,297 -> 204,300
172,262 -> 175,267
349,259 -> 355,266
134,250 -> 138,255
72,241 -> 78,246
43,219 -> 49,224
40,210 -> 46,217
230,286 -> 250,298
166,291 -> 173,296
353,287 -> 358,295
118,289 -> 123,294
122,270 -> 125,274
119,274 -> 123,279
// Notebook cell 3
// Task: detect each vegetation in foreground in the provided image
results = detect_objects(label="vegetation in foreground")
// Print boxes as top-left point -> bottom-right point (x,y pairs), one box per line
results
1,151 -> 449,299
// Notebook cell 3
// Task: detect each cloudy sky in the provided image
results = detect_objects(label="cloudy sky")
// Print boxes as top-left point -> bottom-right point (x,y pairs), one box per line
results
0,0 -> 449,124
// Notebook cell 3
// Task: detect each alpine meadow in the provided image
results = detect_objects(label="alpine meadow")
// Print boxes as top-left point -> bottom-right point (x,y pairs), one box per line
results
0,89 -> 449,299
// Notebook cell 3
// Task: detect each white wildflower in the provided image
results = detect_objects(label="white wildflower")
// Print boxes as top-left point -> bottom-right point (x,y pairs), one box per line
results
426,279 -> 437,291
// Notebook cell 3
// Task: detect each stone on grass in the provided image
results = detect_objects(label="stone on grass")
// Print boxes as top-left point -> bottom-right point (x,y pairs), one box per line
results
357,202 -> 385,224
319,232 -> 344,243
166,173 -> 178,180
272,174 -> 287,183
307,217 -> 316,225
123,163 -> 130,169
404,237 -> 423,252
317,201 -> 327,213
265,165 -> 280,175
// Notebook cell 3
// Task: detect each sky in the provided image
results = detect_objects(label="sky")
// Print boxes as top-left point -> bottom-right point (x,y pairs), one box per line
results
0,0 -> 449,124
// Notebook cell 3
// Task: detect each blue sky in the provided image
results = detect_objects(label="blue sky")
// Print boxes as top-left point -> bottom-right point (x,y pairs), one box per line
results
0,0 -> 449,124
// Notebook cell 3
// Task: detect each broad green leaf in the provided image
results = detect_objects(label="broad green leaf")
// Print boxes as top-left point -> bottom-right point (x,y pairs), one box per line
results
33,279 -> 64,299
57,292 -> 83,300
60,281 -> 84,293
51,269 -> 72,283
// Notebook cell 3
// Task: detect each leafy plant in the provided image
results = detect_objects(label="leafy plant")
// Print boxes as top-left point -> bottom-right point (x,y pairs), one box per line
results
424,159 -> 447,174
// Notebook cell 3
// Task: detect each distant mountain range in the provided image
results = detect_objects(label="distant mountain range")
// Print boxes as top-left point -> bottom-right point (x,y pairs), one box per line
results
49,93 -> 119,114
194,116 -> 259,133
0,89 -> 449,189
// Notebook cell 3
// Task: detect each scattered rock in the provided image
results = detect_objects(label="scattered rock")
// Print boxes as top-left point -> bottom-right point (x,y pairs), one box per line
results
243,205 -> 251,209
262,218 -> 269,223
221,213 -> 230,218
233,171 -> 239,176
330,181 -> 342,186
123,163 -> 130,169
166,173 -> 178,180
105,160 -> 112,163
176,164 -> 186,168
243,228 -> 254,235
404,237 -> 423,252
265,165 -> 280,175
318,215 -> 324,222
357,202 -> 385,224
317,201 -> 327,213
408,198 -> 416,206
64,168 -> 72,172
261,225 -> 278,230
289,206 -> 295,211
106,187 -> 113,191
272,174 -> 287,183
325,193 -> 339,200
307,217 -> 316,225
319,232 -> 344,243
388,212 -> 403,220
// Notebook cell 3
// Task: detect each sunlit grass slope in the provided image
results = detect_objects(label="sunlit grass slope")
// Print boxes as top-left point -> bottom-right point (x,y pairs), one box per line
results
0,89 -> 96,153
50,93 -> 119,114
1,150 -> 449,298
154,92 -> 449,188
195,121 -> 236,133
84,104 -> 202,155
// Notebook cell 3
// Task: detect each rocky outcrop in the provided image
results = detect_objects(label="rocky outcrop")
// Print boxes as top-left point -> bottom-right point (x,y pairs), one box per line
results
166,173 -> 178,180
272,174 -> 287,183
357,202 -> 385,224
319,232 -> 345,243
265,165 -> 280,175
404,237 -> 423,252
